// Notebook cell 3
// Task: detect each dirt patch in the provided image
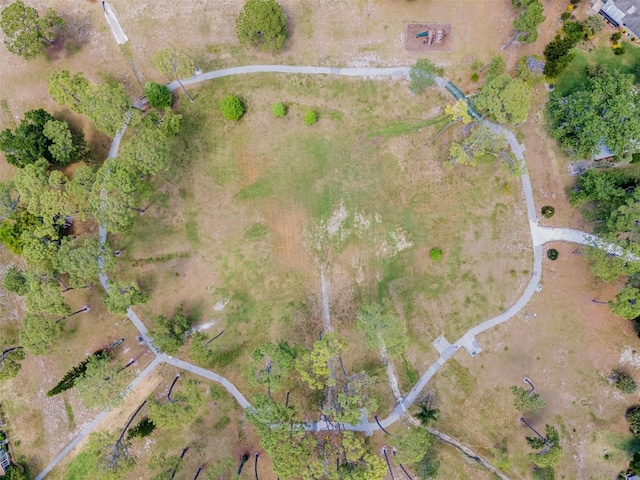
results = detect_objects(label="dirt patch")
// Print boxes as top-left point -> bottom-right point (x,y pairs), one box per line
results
406,23 -> 453,53
265,201 -> 314,272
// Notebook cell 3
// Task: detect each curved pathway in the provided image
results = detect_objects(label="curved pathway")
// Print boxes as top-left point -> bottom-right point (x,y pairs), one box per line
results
37,64 -> 609,478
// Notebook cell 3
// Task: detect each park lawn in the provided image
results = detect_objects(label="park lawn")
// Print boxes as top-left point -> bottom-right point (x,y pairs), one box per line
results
114,72 -> 530,425
553,39 -> 640,97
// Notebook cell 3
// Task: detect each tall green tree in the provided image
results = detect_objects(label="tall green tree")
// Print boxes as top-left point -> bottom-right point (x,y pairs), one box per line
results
248,341 -> 297,393
610,286 -> 640,320
583,15 -> 605,37
0,109 -> 52,167
409,59 -> 437,94
3,265 -> 29,295
103,280 -> 148,315
119,125 -> 170,176
75,354 -> 128,410
149,453 -> 183,480
474,75 -> 531,124
43,119 -> 88,165
144,82 -> 172,110
527,424 -> 562,468
549,70 -> 640,159
24,272 -> 70,315
511,385 -> 546,413
323,372 -> 379,424
90,158 -> 143,233
393,426 -> 432,465
147,379 -> 206,428
295,334 -> 345,389
188,332 -> 216,366
236,0 -> 288,52
54,236 -> 114,288
19,313 -> 64,356
450,123 -> 509,166
0,346 -> 25,381
513,0 -> 545,43
356,301 -> 406,359
0,0 -> 64,59
148,312 -> 191,354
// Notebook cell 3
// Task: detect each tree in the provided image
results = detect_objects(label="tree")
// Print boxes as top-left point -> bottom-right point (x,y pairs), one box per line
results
356,301 -> 406,359
0,1 -> 64,59
248,341 -> 297,393
415,401 -> 439,426
54,236 -> 114,288
188,332 -> 216,366
20,230 -> 60,272
90,158 -> 143,233
42,119 -> 88,165
149,453 -> 183,480
511,385 -> 546,413
323,372 -> 379,424
527,425 -> 562,468
610,286 -> 640,320
3,265 -> 29,295
0,108 -> 52,167
393,426 -> 432,465
48,71 -> 130,136
474,75 -> 531,124
543,34 -> 578,78
147,379 -> 206,428
295,334 -> 345,389
549,70 -> 640,159
513,0 -> 545,43
272,102 -> 287,117
148,312 -> 191,354
444,100 -> 472,125
0,346 -> 24,381
153,48 -> 195,79
47,349 -> 107,396
24,273 -> 70,315
220,95 -> 245,121
119,124 -> 171,176
19,313 -> 64,355
103,280 -> 148,315
450,123 -> 509,166
75,354 -> 128,410
338,432 -> 387,480
75,433 -> 135,480
236,0 -> 288,52
584,15 -> 605,37
144,82 -> 172,110
610,370 -> 638,394
409,59 -> 437,94
486,56 -> 506,78
0,181 -> 19,221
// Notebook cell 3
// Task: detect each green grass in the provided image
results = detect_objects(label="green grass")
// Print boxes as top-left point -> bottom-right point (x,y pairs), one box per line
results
185,220 -> 199,244
235,177 -> 273,200
368,114 -> 448,138
554,41 -> 640,97
244,223 -> 269,240
63,397 -> 75,431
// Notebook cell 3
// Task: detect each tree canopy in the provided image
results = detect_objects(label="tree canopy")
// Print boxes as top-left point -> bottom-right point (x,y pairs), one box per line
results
248,341 -> 297,393
19,313 -> 64,356
147,378 -> 206,428
153,48 -> 195,79
527,424 -> 562,468
356,301 -> 406,359
513,0 -> 545,43
511,385 -> 546,413
0,0 -> 64,59
144,82 -> 172,110
148,312 -> 191,354
54,236 -> 114,288
393,426 -> 432,465
295,334 -> 345,389
549,70 -> 640,159
409,59 -> 437,94
449,123 -> 509,166
75,354 -> 128,410
474,74 -> 531,124
103,280 -> 148,315
0,347 -> 25,381
236,0 -> 288,52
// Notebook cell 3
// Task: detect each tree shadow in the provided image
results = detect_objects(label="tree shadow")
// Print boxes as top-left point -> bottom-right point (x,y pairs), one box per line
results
45,12 -> 92,61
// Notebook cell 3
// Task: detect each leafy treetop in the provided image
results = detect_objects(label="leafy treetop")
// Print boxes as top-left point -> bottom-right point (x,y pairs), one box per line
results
236,0 -> 288,52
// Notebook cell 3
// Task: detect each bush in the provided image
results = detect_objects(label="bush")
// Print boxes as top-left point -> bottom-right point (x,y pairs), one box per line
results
547,249 -> 559,260
3,266 -> 28,295
614,45 -> 626,55
533,467 -> 555,480
304,110 -> 318,125
627,406 -> 640,437
236,0 -> 288,51
272,102 -> 287,117
144,82 -> 173,109
611,31 -> 623,42
220,95 -> 245,121
541,206 -> 555,218
430,248 -> 442,261
611,370 -> 638,394
471,72 -> 479,82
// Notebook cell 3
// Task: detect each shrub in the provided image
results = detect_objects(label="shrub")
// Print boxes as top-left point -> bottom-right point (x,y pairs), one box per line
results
541,206 -> 555,218
220,95 -> 245,121
471,73 -> 479,82
614,45 -> 626,55
627,406 -> 640,437
127,418 -> 156,439
547,249 -> 559,260
430,248 -> 442,261
611,370 -> 638,394
271,102 -> 287,117
304,110 -> 318,125
144,82 -> 173,109
560,11 -> 571,21
611,31 -> 623,42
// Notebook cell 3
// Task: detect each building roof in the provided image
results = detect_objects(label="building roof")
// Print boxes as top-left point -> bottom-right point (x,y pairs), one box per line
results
600,0 -> 640,38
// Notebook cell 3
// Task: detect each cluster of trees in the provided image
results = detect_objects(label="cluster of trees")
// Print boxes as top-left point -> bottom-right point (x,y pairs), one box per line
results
474,74 -> 531,124
549,69 -> 640,160
148,311 -> 191,354
569,168 -> 640,319
511,0 -> 545,44
543,16 -> 604,78
0,0 -> 64,60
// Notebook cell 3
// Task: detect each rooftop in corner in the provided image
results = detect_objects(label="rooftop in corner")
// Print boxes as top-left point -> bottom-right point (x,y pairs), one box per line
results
592,0 -> 640,40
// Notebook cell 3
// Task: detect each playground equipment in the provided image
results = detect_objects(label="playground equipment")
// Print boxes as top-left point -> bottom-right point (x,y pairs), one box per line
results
415,30 -> 429,38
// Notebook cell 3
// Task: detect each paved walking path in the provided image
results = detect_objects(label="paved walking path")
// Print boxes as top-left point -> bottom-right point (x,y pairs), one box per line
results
37,64 -> 615,477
